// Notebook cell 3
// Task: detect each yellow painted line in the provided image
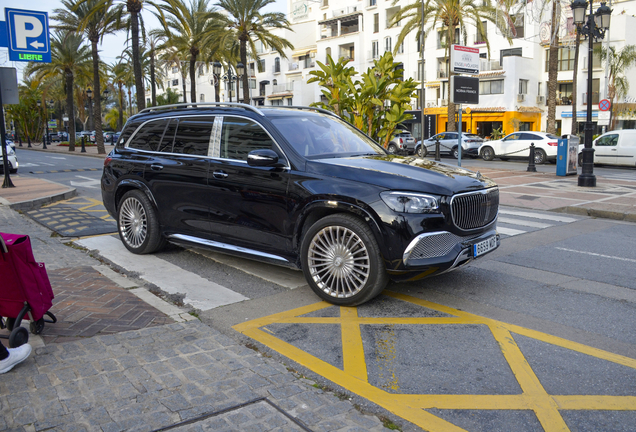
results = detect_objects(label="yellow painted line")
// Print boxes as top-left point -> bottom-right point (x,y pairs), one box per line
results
554,395 -> 636,410
340,306 -> 368,382
275,317 -> 479,325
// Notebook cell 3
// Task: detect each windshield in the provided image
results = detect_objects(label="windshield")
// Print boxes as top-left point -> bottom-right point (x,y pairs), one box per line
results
270,113 -> 386,158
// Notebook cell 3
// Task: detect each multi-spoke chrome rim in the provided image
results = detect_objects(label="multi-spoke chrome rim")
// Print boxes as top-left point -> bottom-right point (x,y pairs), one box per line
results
119,197 -> 147,248
307,226 -> 370,298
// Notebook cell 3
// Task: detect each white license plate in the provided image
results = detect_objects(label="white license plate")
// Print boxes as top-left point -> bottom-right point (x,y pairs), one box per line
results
473,236 -> 498,257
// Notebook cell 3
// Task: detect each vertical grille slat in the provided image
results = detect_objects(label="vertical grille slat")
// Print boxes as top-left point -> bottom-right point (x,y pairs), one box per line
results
450,188 -> 499,230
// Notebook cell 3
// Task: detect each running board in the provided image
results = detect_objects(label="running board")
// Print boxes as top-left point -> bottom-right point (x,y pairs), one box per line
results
167,234 -> 290,263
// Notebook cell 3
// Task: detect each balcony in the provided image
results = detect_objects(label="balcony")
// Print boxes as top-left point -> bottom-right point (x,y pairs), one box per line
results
272,82 -> 294,94
480,59 -> 502,72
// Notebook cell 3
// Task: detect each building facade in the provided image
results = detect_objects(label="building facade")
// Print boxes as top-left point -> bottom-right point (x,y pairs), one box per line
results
148,0 -> 636,140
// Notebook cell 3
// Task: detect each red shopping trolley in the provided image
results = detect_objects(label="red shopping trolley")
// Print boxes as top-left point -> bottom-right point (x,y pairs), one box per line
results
0,232 -> 57,347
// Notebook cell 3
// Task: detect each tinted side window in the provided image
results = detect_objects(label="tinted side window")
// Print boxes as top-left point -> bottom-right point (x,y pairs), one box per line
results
446,133 -> 458,140
521,133 -> 541,140
158,118 -> 179,153
220,116 -> 274,161
129,120 -> 167,152
119,121 -> 142,147
596,134 -> 618,147
172,117 -> 214,156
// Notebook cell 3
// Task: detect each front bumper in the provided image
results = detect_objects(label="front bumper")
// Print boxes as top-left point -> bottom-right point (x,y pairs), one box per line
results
402,228 -> 499,269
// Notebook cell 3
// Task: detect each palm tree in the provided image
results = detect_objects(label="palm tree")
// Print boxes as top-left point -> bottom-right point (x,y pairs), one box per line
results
392,0 -> 512,131
55,0 -> 120,154
155,0 -> 225,104
28,30 -> 92,151
596,44 -> 636,130
109,61 -> 131,130
216,0 -> 294,103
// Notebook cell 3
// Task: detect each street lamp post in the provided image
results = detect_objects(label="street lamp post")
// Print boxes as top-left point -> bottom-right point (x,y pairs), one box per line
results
571,0 -> 612,187
37,100 -> 48,150
216,63 -> 244,103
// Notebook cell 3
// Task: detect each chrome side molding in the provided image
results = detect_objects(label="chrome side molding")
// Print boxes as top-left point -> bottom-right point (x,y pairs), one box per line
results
167,234 -> 289,262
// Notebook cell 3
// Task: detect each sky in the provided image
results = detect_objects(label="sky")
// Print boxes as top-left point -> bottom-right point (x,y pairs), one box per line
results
0,0 -> 288,77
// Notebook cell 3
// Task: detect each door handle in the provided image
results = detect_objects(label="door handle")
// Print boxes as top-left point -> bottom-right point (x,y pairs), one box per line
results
150,164 -> 163,171
213,170 -> 228,179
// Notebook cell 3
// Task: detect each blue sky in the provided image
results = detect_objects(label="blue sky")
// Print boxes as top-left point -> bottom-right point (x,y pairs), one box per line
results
0,0 -> 288,75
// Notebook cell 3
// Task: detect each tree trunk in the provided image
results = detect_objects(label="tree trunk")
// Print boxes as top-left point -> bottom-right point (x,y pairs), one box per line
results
130,10 -> 145,111
240,38 -> 250,104
181,67 -> 188,103
190,55 -> 197,104
128,88 -> 133,116
150,49 -> 157,107
546,0 -> 560,135
91,39 -> 106,154
118,83 -> 124,131
65,70 -> 76,152
571,31 -> 581,135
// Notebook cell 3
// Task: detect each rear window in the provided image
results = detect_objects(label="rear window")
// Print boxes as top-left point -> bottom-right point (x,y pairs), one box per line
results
172,117 -> 214,156
118,121 -> 142,147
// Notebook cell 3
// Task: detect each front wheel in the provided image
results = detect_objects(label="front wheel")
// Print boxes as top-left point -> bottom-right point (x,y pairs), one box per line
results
301,214 -> 388,306
117,190 -> 166,254
534,148 -> 547,165
416,145 -> 427,158
481,146 -> 495,161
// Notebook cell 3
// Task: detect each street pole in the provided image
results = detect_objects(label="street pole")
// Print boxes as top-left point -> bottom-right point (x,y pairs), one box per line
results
1,84 -> 15,188
579,0 -> 596,187
457,104 -> 462,167
420,0 -> 426,147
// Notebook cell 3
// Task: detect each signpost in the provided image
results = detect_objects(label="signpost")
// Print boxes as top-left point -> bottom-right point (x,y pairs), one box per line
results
0,9 -> 51,188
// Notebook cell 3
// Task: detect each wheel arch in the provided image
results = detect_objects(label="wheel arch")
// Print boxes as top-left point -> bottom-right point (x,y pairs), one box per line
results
114,179 -> 158,213
293,200 -> 388,264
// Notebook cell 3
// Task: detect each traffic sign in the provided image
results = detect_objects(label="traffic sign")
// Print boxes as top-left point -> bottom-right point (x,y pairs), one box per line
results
4,8 -> 51,63
599,99 -> 611,111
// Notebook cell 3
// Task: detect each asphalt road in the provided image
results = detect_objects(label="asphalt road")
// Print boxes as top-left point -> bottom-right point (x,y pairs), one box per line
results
19,146 -> 636,431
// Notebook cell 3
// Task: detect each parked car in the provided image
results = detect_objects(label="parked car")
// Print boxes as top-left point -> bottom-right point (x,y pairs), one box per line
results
578,129 -> 636,167
387,130 -> 416,155
102,104 -> 500,306
479,131 -> 560,164
48,132 -> 68,143
103,131 -> 120,144
76,131 -> 95,142
416,132 -> 484,159
0,143 -> 18,174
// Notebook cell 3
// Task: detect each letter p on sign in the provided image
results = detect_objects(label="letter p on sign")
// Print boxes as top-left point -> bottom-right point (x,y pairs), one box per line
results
14,15 -> 43,49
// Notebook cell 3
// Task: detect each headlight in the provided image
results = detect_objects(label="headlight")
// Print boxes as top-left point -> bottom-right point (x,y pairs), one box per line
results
380,191 -> 439,213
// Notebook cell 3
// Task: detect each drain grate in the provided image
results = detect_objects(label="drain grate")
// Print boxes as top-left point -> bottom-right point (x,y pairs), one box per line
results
151,397 -> 312,432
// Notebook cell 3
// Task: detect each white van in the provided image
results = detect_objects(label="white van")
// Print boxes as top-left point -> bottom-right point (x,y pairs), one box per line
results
578,129 -> 636,167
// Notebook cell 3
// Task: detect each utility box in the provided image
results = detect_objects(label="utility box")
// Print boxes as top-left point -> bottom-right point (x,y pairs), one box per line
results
556,136 -> 579,176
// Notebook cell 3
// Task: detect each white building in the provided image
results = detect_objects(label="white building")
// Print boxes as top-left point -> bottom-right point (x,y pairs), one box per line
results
149,0 -> 636,139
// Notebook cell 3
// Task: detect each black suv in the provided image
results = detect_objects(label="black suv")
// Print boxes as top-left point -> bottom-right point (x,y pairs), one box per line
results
102,103 -> 500,306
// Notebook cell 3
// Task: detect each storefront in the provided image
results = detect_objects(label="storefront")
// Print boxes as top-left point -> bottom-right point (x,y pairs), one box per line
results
431,107 -> 542,138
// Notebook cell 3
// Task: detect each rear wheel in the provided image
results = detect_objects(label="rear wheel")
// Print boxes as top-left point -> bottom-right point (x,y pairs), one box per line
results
416,145 -> 427,158
452,147 -> 459,159
534,148 -> 547,165
301,214 -> 388,306
578,153 -> 584,166
387,144 -> 397,154
481,146 -> 495,161
117,190 -> 166,254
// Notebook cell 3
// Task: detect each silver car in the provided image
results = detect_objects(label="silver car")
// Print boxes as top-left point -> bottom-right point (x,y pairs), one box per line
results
416,132 -> 484,159
387,130 -> 416,155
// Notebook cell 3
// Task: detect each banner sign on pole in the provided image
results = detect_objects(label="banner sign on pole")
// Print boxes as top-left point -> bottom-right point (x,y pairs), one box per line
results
450,45 -> 480,75
451,76 -> 480,105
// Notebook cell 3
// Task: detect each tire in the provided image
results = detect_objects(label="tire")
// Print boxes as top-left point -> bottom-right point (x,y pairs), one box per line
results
117,189 -> 166,254
387,144 -> 397,154
578,153 -> 584,166
452,147 -> 459,159
416,145 -> 427,158
481,146 -> 495,161
9,327 -> 28,348
534,148 -> 547,165
301,214 -> 388,306
30,318 -> 45,335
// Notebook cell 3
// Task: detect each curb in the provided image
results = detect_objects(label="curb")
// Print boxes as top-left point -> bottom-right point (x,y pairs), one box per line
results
555,205 -> 636,222
8,187 -> 77,211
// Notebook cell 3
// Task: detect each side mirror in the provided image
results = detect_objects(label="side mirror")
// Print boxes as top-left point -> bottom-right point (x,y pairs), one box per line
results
247,149 -> 284,167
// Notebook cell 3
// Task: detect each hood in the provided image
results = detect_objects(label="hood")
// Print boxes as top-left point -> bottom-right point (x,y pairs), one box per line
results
305,155 -> 497,196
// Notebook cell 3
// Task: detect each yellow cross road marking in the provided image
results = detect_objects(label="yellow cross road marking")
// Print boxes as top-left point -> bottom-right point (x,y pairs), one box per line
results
234,291 -> 636,431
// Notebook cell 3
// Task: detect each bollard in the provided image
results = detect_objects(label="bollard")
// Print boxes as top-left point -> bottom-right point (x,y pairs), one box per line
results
435,138 -> 441,161
527,143 -> 537,172
81,136 -> 86,153
17,132 -> 22,147
27,136 -> 32,148
42,132 -> 48,150
111,134 -> 115,145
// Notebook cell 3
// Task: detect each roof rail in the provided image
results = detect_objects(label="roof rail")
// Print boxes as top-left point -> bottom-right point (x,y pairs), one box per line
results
267,105 -> 341,119
137,102 -> 265,116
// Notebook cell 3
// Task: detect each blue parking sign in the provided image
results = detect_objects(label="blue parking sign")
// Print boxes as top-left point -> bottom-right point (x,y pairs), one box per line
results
4,8 -> 51,63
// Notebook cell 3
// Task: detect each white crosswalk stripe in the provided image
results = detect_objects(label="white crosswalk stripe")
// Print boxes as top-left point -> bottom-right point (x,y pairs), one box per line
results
497,207 -> 581,238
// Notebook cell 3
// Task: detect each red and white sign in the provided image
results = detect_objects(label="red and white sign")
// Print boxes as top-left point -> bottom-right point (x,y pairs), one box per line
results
451,45 -> 480,75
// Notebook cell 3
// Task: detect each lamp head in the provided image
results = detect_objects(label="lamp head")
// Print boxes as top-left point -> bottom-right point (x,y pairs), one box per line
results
237,62 -> 245,76
571,0 -> 588,25
87,88 -> 93,98
596,2 -> 612,29
212,61 -> 222,75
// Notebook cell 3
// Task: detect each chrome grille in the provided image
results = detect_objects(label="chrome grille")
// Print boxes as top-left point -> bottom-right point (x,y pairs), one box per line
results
450,188 -> 499,230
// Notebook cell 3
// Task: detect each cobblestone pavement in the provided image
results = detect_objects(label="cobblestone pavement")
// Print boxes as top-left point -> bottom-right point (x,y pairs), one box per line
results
0,321 -> 386,432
